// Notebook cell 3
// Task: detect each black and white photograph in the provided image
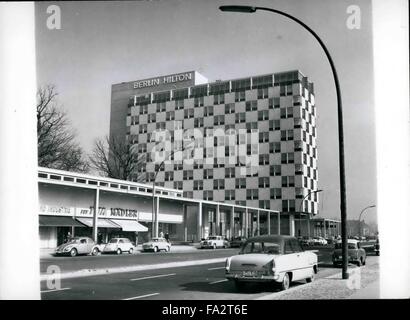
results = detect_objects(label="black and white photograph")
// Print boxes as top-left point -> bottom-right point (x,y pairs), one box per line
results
0,0 -> 409,307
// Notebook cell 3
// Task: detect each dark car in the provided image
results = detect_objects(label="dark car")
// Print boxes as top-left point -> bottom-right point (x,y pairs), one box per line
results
230,236 -> 247,248
332,240 -> 366,266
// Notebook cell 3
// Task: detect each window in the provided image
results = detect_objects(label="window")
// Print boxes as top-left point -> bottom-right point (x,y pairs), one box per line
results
183,191 -> 193,198
194,180 -> 203,190
259,200 -> 270,209
246,189 -> 259,200
257,88 -> 269,99
258,177 -> 270,188
138,144 -> 147,153
269,142 -> 281,153
194,96 -> 204,107
225,103 -> 235,114
214,115 -> 225,125
235,112 -> 246,123
214,94 -> 225,105
225,190 -> 235,201
270,188 -> 282,199
173,181 -> 183,189
259,132 -> 269,143
194,162 -> 203,170
258,110 -> 269,121
184,108 -> 194,119
165,172 -> 174,181
194,118 -> 203,128
304,177 -> 308,188
282,200 -> 296,212
281,130 -> 294,141
294,117 -> 302,128
204,106 -> 214,116
139,124 -> 147,134
312,127 -> 316,137
204,169 -> 213,179
183,170 -> 193,180
156,122 -> 165,130
294,141 -> 303,152
225,167 -> 235,178
282,176 -> 295,187
166,111 -> 175,121
213,179 -> 225,190
259,154 -> 269,165
174,163 -> 183,171
235,178 -> 246,189
269,120 -> 280,131
246,122 -> 258,133
204,190 -> 213,201
295,164 -> 303,175
246,100 -> 258,111
140,105 -> 148,115
131,116 -> 139,125
269,97 -> 280,109
270,165 -> 281,176
235,91 -> 246,102
281,153 -> 294,164
156,102 -> 166,112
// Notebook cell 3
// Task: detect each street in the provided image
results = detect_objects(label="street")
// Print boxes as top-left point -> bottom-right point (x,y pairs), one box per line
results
40,247 -> 379,300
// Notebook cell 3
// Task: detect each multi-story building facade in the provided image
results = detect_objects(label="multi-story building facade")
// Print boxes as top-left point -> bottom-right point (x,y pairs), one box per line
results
110,70 -> 319,237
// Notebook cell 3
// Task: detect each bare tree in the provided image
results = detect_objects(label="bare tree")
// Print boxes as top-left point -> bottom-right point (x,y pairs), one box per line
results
89,135 -> 146,182
37,85 -> 88,172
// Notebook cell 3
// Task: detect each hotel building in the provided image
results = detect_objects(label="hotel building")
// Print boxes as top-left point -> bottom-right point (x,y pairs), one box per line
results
110,70 -> 319,238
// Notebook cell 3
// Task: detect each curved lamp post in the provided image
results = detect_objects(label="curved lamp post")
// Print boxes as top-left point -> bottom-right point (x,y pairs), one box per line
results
358,205 -> 376,238
298,189 -> 323,238
219,5 -> 348,279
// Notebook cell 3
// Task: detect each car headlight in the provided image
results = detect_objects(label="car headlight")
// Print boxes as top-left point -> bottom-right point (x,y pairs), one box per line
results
225,257 -> 231,272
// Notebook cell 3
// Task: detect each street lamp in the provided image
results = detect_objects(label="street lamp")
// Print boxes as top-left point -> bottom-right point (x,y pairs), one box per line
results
358,205 -> 376,238
298,189 -> 323,238
151,139 -> 194,238
219,5 -> 348,279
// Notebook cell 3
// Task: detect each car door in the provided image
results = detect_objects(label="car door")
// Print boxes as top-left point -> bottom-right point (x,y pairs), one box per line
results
87,238 -> 95,253
78,238 -> 88,254
282,239 -> 300,280
290,238 -> 311,280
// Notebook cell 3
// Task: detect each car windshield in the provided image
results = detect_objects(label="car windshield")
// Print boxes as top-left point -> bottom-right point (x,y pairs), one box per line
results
109,239 -> 117,243
240,241 -> 282,255
65,238 -> 82,244
335,243 -> 357,249
208,236 -> 218,240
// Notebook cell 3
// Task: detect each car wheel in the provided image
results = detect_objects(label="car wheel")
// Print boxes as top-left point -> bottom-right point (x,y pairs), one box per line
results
92,247 -> 99,256
116,248 -> 122,255
129,248 -> 133,254
166,246 -> 170,252
306,268 -> 315,283
280,273 -> 290,291
234,280 -> 245,291
213,243 -> 217,250
70,248 -> 77,257
153,246 -> 158,253
357,258 -> 362,266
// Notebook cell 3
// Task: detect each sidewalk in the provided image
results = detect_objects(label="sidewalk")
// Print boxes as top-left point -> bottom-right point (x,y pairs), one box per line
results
40,244 -> 199,258
258,262 -> 379,300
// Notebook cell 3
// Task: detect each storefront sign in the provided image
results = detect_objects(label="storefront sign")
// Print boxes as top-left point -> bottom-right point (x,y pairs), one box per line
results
109,208 -> 139,219
39,205 -> 74,216
133,72 -> 193,89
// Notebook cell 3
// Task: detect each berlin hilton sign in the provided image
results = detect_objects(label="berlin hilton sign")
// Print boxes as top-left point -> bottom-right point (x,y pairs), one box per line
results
133,72 -> 193,89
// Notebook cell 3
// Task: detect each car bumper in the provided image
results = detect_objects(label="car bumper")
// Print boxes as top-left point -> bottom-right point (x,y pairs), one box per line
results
333,256 -> 360,263
226,272 -> 279,282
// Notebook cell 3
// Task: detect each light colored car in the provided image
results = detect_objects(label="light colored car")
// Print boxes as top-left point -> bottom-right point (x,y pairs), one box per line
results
55,236 -> 102,257
225,235 -> 318,291
200,236 -> 229,249
332,239 -> 366,266
103,237 -> 135,255
142,237 -> 171,252
312,236 -> 328,246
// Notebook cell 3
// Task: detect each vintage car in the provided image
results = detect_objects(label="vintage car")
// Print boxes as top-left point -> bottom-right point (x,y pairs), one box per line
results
103,237 -> 135,254
142,237 -> 171,252
55,236 -> 102,257
312,236 -> 328,246
332,239 -> 366,266
225,235 -> 318,291
230,236 -> 247,248
200,236 -> 229,249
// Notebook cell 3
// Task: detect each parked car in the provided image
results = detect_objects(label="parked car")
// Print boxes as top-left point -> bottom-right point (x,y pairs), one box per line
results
312,237 -> 328,246
299,236 -> 314,247
230,236 -> 247,248
332,239 -> 366,266
103,237 -> 134,255
55,236 -> 102,257
374,238 -> 380,256
142,237 -> 171,252
200,236 -> 229,249
225,235 -> 318,291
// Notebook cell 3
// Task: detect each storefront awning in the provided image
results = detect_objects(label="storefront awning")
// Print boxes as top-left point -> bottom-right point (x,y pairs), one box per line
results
75,217 -> 121,229
39,215 -> 86,227
110,219 -> 148,232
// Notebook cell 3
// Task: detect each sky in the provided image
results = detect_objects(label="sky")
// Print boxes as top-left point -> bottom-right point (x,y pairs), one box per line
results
34,0 -> 377,224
